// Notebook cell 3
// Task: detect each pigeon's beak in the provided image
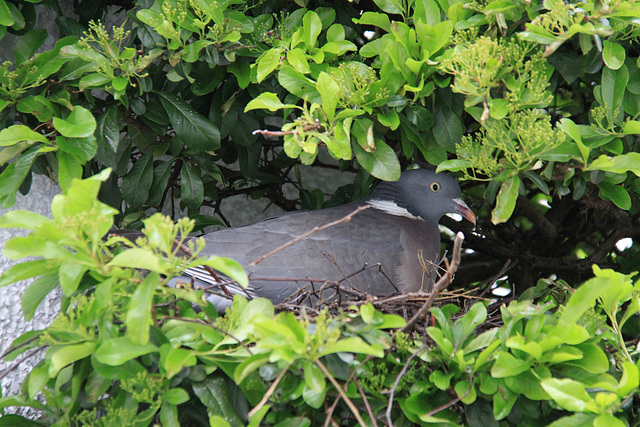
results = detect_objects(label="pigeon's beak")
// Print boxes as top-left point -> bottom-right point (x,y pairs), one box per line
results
452,198 -> 476,225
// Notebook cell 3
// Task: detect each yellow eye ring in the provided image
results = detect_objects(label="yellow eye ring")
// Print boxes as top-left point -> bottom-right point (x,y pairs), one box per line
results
430,182 -> 440,192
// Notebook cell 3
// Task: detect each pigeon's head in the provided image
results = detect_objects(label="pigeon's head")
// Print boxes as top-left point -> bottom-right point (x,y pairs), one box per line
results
368,169 -> 476,225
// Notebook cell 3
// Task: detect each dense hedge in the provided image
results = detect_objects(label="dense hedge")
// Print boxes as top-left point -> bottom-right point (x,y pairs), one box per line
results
1,0 -> 640,425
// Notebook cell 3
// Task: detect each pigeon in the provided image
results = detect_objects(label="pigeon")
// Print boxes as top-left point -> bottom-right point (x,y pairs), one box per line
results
177,169 -> 475,309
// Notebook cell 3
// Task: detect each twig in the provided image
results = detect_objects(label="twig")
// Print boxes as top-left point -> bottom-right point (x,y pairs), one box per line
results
246,205 -> 370,269
252,120 -> 322,136
316,359 -> 366,426
248,363 -> 291,418
385,344 -> 428,426
400,232 -> 465,334
354,375 -> 379,427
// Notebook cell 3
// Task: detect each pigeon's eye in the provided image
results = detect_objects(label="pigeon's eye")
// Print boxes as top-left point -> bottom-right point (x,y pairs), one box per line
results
430,182 -> 440,192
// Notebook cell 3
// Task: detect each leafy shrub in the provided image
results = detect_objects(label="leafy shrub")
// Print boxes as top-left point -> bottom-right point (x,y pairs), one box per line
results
1,0 -> 640,425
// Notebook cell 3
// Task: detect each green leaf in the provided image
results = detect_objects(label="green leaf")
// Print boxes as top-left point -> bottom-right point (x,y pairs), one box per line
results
164,388 -> 190,405
58,262 -> 85,296
373,0 -> 402,14
433,102 -> 463,151
491,176 -> 519,224
22,273 -> 59,320
122,151 -> 154,207
52,106 -> 97,138
316,72 -> 340,121
602,40 -> 625,70
56,135 -> 97,163
194,256 -> 248,289
181,162 -> 204,210
540,378 -> 598,413
126,272 -> 158,345
559,118 -> 589,164
0,125 -> 47,146
79,73 -> 111,90
598,182 -> 631,210
48,342 -> 97,377
0,146 -> 39,208
600,64 -> 628,121
0,260 -> 52,288
0,0 -> 14,26
256,48 -> 282,83
303,11 -> 322,48
94,337 -> 158,366
108,248 -> 170,273
587,153 -> 640,176
0,210 -> 50,231
57,151 -> 81,193
353,12 -> 391,32
245,92 -> 294,112
623,120 -> 640,134
16,96 -> 54,122
617,360 -> 639,396
491,351 -> 531,378
157,91 -> 220,151
96,106 -> 122,152
162,346 -> 197,379
192,374 -> 245,426
353,138 -> 401,181
286,48 -> 310,74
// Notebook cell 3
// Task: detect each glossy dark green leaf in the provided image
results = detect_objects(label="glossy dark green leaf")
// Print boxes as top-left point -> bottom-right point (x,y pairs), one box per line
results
181,162 -> 204,210
432,102 -> 463,151
157,91 -> 220,152
352,137 -> 400,181
96,106 -> 122,152
122,151 -> 154,207
56,135 -> 97,163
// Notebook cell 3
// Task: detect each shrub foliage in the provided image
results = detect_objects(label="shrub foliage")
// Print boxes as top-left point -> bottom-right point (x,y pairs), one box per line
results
1,0 -> 640,425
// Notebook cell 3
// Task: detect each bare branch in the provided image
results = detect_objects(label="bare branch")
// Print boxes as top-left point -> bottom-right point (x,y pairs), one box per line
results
400,232 -> 465,334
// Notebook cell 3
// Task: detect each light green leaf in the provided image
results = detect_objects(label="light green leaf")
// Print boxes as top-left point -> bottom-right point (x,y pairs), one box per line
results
126,272 -> 158,345
245,92 -> 290,112
303,11 -> 322,49
587,153 -> 640,176
49,342 -> 97,377
286,48 -> 310,74
108,248 -> 170,273
559,118 -> 589,164
94,337 -> 158,366
602,40 -> 625,70
0,260 -> 52,288
22,273 -> 59,320
617,360 -> 639,396
0,210 -> 50,230
491,176 -> 519,224
491,351 -> 531,378
316,72 -> 340,121
52,106 -> 97,138
256,48 -> 282,83
353,12 -> 391,32
623,120 -> 640,134
540,378 -> 598,413
194,255 -> 248,289
0,125 -> 48,146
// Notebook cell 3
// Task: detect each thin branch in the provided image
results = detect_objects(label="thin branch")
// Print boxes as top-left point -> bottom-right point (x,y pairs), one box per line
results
400,232 -> 465,334
354,375 -> 379,427
252,120 -> 322,136
385,344 -> 428,426
316,359 -> 366,426
248,363 -> 291,418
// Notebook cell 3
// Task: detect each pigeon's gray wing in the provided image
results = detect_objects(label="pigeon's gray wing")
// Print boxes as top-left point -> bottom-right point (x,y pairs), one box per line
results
185,203 -> 441,304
